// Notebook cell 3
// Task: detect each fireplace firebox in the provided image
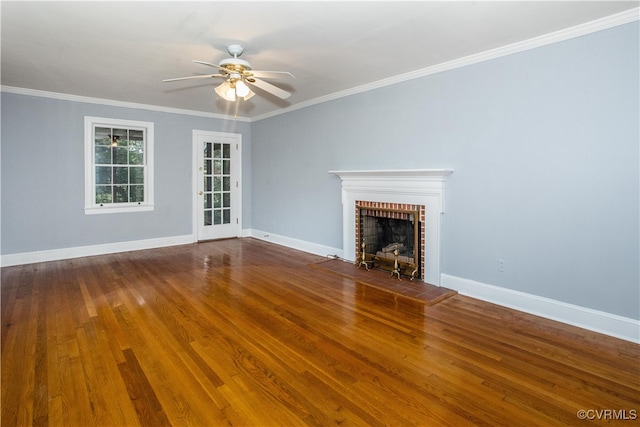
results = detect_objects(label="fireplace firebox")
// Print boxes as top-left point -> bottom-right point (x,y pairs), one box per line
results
356,201 -> 425,280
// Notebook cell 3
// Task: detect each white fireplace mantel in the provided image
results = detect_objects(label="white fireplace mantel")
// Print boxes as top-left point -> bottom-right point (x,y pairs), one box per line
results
329,168 -> 452,179
329,169 -> 452,286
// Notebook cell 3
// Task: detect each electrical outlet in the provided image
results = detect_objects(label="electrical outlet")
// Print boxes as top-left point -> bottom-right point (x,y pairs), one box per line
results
497,258 -> 506,273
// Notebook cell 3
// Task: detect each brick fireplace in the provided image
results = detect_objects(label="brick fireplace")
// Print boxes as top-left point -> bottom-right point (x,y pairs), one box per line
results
329,169 -> 452,286
356,201 -> 426,280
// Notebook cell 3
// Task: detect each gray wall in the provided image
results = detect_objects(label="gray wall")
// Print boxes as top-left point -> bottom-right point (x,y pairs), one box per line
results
251,22 -> 639,319
1,94 -> 251,253
1,22 -> 637,320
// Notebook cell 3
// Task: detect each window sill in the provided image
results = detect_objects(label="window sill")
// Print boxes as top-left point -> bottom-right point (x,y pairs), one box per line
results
85,204 -> 155,215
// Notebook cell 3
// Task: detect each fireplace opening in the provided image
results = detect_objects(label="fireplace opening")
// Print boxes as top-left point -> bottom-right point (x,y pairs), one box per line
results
356,202 -> 424,280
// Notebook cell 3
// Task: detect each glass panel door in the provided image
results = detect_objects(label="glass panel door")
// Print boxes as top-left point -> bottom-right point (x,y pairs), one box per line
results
195,131 -> 241,240
203,142 -> 232,226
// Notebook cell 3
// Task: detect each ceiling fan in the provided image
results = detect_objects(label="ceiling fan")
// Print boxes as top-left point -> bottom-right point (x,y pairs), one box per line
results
163,44 -> 294,118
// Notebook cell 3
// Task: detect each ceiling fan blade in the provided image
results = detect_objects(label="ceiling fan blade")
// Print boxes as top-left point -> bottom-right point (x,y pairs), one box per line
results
249,70 -> 295,79
192,60 -> 230,73
163,74 -> 224,82
246,78 -> 291,99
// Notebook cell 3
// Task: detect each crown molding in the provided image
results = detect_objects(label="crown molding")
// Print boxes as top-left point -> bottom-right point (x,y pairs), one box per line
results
252,7 -> 640,122
0,85 -> 251,122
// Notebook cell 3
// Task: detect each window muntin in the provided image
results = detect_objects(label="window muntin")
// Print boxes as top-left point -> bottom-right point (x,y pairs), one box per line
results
85,117 -> 154,214
203,142 -> 232,226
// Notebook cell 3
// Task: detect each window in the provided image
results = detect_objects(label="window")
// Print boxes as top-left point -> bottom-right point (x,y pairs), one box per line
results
84,116 -> 154,214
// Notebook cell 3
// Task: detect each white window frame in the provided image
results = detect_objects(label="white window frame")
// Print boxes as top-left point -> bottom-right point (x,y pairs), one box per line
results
84,116 -> 154,215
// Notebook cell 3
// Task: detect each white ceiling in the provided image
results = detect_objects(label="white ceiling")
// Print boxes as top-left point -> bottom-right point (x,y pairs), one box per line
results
2,1 -> 638,120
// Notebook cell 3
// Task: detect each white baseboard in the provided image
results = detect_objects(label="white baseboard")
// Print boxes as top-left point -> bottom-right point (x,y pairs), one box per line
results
441,274 -> 640,344
248,229 -> 344,259
0,234 -> 196,267
0,230 -> 336,267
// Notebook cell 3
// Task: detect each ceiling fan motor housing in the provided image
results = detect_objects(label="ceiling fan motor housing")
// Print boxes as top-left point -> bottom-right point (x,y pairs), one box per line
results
219,58 -> 252,72
219,44 -> 252,72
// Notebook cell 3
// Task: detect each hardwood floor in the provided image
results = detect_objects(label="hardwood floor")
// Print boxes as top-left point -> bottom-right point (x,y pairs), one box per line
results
2,238 -> 638,426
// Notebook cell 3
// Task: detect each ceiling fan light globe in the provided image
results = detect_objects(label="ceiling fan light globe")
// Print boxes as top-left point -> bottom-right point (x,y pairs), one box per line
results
215,81 -> 236,101
235,80 -> 251,97
224,88 -> 236,102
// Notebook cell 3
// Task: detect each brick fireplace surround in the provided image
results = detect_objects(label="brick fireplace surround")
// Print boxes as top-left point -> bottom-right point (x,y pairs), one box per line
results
330,169 -> 452,286
355,201 -> 426,280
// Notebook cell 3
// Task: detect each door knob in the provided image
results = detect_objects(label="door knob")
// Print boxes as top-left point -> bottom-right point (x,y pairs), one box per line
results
198,191 -> 203,195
